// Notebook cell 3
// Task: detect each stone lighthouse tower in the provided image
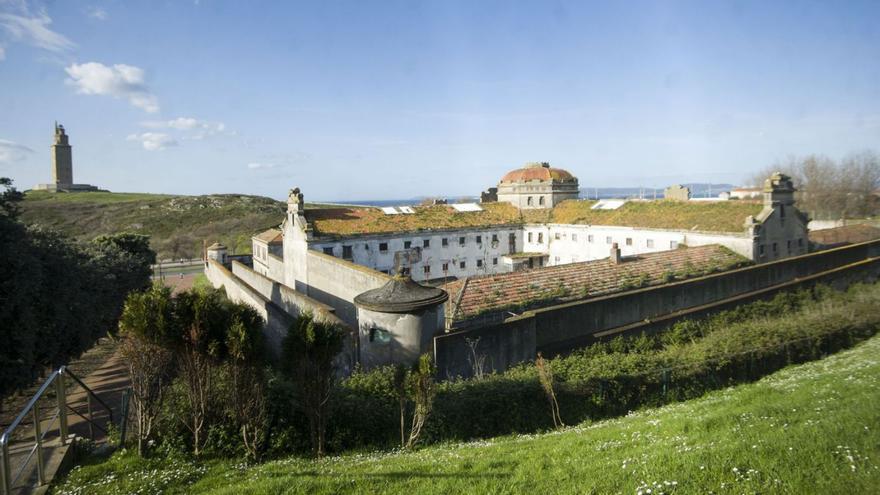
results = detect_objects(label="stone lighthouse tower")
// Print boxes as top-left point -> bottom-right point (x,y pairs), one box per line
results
52,122 -> 73,186
34,123 -> 100,192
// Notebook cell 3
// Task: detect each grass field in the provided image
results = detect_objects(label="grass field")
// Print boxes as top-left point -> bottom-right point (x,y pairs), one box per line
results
20,191 -> 286,260
53,332 -> 880,494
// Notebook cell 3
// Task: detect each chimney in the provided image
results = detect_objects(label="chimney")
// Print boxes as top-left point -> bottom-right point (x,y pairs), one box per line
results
610,242 -> 621,264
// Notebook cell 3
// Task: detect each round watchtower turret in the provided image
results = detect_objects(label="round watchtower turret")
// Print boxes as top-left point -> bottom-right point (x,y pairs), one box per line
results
354,270 -> 448,368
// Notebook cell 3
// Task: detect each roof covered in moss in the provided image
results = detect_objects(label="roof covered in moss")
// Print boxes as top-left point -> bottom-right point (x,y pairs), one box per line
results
304,202 -> 525,237
303,199 -> 766,238
525,199 -> 765,233
443,245 -> 750,327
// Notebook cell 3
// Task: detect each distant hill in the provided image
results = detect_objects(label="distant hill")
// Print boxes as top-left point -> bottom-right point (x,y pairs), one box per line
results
20,191 -> 288,261
579,183 -> 737,199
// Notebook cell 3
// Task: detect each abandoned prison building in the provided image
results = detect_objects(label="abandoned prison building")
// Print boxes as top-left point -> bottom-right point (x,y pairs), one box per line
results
204,165 -> 880,378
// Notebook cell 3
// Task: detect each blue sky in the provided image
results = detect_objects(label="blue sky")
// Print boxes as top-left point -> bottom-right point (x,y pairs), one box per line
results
0,1 -> 878,201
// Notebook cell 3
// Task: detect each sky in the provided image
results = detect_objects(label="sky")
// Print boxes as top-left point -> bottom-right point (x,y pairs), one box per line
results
0,1 -> 878,201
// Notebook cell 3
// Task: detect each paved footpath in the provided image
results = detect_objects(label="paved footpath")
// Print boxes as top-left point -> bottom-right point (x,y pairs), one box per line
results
4,351 -> 130,494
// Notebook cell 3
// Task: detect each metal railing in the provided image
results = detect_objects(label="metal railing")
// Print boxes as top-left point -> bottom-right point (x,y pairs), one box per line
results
0,366 -> 114,495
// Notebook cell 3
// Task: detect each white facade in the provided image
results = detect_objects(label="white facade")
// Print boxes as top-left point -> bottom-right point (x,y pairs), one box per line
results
496,162 -> 579,209
265,174 -> 808,291
523,224 -> 755,265
309,228 -> 522,282
251,237 -> 283,278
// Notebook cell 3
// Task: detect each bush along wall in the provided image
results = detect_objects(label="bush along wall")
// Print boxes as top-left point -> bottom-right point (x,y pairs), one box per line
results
324,283 -> 880,451
0,179 -> 155,400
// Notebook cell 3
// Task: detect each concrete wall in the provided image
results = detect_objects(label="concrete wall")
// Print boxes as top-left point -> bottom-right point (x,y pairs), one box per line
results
497,182 -> 579,209
204,259 -> 295,353
434,315 -> 536,379
434,239 -> 880,377
309,227 -> 522,281
358,306 -> 442,368
266,252 -> 285,281
531,239 -> 880,352
230,260 -> 343,326
302,250 -> 391,327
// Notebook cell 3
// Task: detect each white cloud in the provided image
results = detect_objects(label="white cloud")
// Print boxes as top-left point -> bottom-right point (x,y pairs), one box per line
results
141,117 -> 226,139
127,132 -> 177,151
247,162 -> 276,170
87,7 -> 107,21
65,62 -> 160,113
0,45 -> 5,60
0,138 -> 34,163
0,9 -> 75,52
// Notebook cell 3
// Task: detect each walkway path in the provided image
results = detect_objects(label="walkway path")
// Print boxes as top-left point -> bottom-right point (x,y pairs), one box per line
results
2,350 -> 130,494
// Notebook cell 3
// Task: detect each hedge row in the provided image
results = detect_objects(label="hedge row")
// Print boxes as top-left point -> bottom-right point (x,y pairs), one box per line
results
0,180 -> 154,400
322,283 -> 880,451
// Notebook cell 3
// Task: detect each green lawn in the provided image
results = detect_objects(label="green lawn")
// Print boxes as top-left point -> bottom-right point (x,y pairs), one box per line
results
54,333 -> 880,494
24,190 -> 176,203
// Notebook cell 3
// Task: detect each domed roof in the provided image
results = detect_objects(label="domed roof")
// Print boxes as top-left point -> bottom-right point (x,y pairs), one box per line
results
354,271 -> 449,313
500,162 -> 576,183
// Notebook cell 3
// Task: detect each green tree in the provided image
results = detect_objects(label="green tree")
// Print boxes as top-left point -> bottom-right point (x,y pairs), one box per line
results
0,179 -> 155,402
118,285 -> 176,456
224,304 -> 267,460
0,177 -> 24,219
281,312 -> 345,458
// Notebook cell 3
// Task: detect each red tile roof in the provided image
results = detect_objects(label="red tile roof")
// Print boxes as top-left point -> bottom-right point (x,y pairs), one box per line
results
500,162 -> 576,183
253,228 -> 283,244
809,224 -> 880,248
443,245 -> 750,327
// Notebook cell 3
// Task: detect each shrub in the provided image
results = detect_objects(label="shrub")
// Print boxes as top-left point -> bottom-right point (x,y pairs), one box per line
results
0,179 -> 155,401
320,283 -> 880,450
281,312 -> 345,458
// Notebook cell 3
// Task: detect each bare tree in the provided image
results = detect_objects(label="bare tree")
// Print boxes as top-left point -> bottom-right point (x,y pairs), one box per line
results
120,337 -> 173,456
536,353 -> 564,429
405,353 -> 436,449
746,151 -> 880,220
392,364 -> 408,448
118,286 -> 176,456
465,337 -> 487,380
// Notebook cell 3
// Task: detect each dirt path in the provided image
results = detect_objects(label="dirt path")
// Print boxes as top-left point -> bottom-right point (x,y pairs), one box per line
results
0,338 -> 120,429
2,348 -> 130,493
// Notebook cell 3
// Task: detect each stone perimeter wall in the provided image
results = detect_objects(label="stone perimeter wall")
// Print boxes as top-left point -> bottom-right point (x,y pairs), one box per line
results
303,250 -> 392,328
434,239 -> 880,379
206,259 -> 358,371
205,259 -> 296,353
230,260 -> 343,326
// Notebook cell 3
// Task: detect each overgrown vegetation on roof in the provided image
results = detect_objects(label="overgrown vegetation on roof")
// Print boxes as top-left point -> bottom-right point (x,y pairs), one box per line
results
445,245 -> 750,324
549,199 -> 764,233
306,199 -> 766,237
306,202 -> 524,237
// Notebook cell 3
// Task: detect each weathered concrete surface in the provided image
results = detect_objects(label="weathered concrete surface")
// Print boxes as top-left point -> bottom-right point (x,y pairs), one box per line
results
302,250 -> 390,328
205,259 -> 296,353
435,239 -> 880,378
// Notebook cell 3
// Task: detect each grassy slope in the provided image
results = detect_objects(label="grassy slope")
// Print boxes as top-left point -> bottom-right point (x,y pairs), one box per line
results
20,191 -> 286,260
54,334 -> 880,494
